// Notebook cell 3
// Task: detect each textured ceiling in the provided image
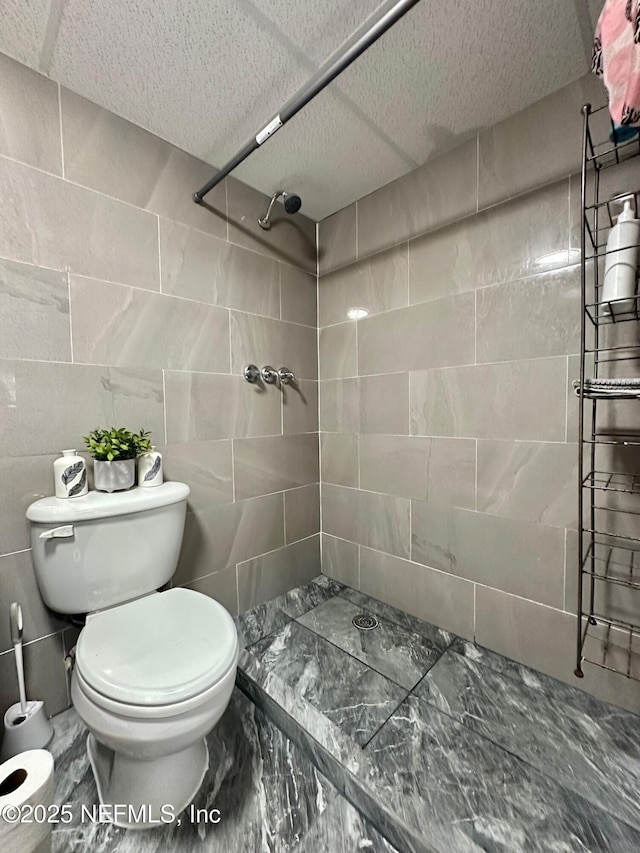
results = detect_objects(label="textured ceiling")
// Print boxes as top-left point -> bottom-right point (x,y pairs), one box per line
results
0,0 -> 602,220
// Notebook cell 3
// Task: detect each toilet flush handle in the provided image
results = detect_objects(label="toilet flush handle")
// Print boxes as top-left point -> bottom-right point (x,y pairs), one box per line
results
39,525 -> 74,540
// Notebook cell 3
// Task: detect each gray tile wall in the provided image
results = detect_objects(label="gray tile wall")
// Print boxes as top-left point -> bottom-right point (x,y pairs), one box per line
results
318,72 -> 640,712
0,52 -> 318,718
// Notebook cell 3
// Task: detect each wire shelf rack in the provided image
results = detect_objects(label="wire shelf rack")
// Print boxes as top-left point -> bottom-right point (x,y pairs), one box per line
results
580,615 -> 640,682
575,103 -> 640,683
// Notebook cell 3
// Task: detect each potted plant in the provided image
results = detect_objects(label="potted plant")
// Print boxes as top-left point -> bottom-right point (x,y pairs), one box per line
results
83,428 -> 152,493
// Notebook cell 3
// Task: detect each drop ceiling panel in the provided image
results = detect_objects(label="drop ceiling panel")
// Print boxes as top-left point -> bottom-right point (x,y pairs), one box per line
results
49,0 -> 311,160
0,0 -> 597,219
229,86 -> 411,220
244,0 -> 387,64
0,0 -> 52,67
335,0 -> 592,163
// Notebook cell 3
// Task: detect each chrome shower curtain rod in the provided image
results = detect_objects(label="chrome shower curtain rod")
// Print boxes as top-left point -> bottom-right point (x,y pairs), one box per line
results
193,0 -> 421,204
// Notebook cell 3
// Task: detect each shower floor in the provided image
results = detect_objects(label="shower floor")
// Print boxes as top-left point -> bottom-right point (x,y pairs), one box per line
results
236,575 -> 640,853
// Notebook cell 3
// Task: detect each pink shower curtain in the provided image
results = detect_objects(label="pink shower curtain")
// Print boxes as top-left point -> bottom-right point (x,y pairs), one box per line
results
593,0 -> 640,126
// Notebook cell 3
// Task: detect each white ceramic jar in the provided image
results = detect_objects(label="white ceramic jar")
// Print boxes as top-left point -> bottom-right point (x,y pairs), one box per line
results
138,447 -> 163,488
53,450 -> 88,499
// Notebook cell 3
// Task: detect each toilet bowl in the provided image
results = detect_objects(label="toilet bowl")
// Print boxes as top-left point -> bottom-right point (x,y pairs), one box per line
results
70,589 -> 238,827
26,482 -> 238,827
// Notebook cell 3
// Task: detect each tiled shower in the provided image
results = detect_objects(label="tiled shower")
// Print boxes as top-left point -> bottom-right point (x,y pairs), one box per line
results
1,48 -> 639,719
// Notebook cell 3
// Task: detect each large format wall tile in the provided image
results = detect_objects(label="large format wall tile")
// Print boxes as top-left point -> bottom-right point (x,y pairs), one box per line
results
230,311 -> 318,381
237,535 -> 321,611
409,180 -> 570,305
0,454 -> 56,554
71,276 -> 230,372
320,374 -> 409,435
319,322 -> 357,380
233,434 -> 319,500
410,357 -> 567,441
0,54 -> 61,174
181,564 -> 239,616
411,502 -> 565,607
165,371 -> 281,441
282,381 -> 318,435
0,259 -> 70,362
476,266 -> 580,363
0,157 -> 160,289
357,138 -> 477,259
318,243 -> 408,327
357,293 -> 475,375
320,433 -> 359,487
322,484 -> 410,559
285,484 -> 320,545
160,440 -> 233,512
159,219 -> 280,317
478,74 -> 604,210
358,373 -> 409,434
477,440 -> 577,528
359,435 -> 475,506
0,359 -> 164,457
319,380 -> 359,434
61,88 -> 227,237
227,176 -> 316,274
280,264 -> 317,328
474,586 -> 640,715
175,493 -> 284,585
317,204 -> 357,275
0,550 -> 65,652
359,546 -> 474,640
321,533 -> 359,588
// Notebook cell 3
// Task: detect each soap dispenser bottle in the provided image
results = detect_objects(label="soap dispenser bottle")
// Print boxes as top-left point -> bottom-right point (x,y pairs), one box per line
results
602,197 -> 640,317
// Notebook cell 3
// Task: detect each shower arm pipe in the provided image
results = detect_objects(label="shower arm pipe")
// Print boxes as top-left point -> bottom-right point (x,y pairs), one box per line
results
193,0 -> 421,203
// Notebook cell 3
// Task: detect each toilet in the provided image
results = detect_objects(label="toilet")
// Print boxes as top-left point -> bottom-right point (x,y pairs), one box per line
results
26,482 -> 238,828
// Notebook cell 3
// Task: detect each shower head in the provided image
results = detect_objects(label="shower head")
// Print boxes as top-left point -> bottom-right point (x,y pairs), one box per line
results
258,191 -> 303,230
283,193 -> 302,214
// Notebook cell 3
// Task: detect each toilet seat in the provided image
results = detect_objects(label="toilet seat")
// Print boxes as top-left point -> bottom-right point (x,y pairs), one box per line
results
75,588 -> 238,709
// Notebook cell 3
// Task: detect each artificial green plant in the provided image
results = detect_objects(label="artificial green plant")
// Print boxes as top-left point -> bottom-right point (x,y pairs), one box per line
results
83,428 -> 152,462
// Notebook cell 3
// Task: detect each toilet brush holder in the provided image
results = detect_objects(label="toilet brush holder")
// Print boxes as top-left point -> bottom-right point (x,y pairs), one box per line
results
1,701 -> 53,762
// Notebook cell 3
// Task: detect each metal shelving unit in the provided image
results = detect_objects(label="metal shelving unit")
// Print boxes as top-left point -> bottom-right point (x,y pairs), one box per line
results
575,103 -> 640,683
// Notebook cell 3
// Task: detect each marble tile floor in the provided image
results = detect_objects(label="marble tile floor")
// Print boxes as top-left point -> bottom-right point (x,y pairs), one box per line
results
49,688 -> 399,852
237,575 -> 640,852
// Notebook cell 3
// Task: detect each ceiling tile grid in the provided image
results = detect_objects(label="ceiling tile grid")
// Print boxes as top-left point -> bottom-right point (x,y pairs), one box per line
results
0,0 -> 602,219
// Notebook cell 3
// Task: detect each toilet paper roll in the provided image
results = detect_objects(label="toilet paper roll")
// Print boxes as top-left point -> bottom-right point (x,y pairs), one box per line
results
0,749 -> 54,853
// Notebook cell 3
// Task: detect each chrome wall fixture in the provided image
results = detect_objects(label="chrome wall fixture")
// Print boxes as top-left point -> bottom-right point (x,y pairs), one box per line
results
261,365 -> 278,385
193,0 -> 421,203
277,367 -> 295,385
243,364 -> 260,383
243,365 -> 296,386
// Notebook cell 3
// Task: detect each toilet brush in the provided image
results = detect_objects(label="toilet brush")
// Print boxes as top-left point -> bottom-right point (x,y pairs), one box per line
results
11,604 -> 28,719
0,603 -> 54,761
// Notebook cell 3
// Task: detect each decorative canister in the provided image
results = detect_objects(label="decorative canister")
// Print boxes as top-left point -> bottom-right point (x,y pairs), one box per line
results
93,459 -> 136,493
138,446 -> 163,488
53,450 -> 88,499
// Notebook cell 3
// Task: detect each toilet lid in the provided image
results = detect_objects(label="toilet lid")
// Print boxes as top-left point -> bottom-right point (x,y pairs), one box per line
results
75,589 -> 238,706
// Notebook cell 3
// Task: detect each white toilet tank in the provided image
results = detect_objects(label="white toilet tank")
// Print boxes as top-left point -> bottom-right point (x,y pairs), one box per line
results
26,482 -> 190,614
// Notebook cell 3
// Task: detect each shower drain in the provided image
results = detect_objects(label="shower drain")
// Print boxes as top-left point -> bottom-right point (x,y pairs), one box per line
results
352,613 -> 379,631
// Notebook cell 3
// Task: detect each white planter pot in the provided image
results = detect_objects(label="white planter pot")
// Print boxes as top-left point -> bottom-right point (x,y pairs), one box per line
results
94,459 -> 136,493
